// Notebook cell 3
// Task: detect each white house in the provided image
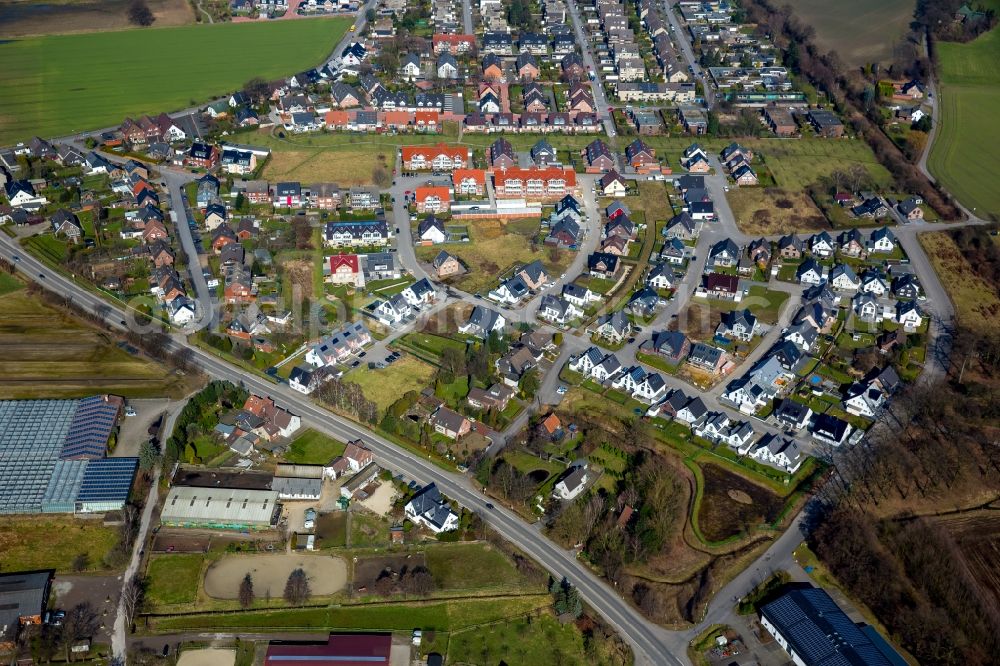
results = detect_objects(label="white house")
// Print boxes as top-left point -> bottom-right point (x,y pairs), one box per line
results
569,347 -> 605,375
830,264 -> 860,291
748,434 -> 803,473
633,373 -> 667,403
168,297 -> 197,325
553,465 -> 589,500
405,483 -> 460,533
895,300 -> 923,331
843,381 -> 885,418
591,354 -> 623,382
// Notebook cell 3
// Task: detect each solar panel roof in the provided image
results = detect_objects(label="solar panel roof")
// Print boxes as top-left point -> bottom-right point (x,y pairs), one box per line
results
761,586 -> 897,666
77,458 -> 138,503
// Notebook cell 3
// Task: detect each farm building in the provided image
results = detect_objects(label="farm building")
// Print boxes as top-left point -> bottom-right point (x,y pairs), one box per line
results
0,570 -> 52,640
160,487 -> 281,531
264,633 -> 392,666
760,584 -> 905,666
0,397 -> 134,514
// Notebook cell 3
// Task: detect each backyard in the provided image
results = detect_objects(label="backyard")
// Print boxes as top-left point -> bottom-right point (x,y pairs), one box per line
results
0,18 -> 351,144
284,429 -> 346,465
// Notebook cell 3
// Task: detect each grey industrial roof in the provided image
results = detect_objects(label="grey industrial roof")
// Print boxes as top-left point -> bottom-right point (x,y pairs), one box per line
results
161,486 -> 280,526
0,570 -> 52,632
272,476 -> 322,498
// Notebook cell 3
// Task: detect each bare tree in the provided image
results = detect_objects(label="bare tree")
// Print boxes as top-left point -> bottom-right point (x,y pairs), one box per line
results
284,568 -> 311,605
120,578 -> 145,629
239,573 -> 255,609
61,602 -> 99,662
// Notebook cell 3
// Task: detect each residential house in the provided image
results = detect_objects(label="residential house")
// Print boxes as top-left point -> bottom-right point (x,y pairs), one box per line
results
717,309 -> 760,341
869,226 -> 897,253
326,254 -> 365,288
433,251 -> 462,278
595,310 -> 631,344
598,170 -> 628,197
830,264 -> 861,291
554,465 -> 589,500
588,251 -> 620,278
459,305 -> 506,338
404,483 -> 459,533
687,342 -> 728,374
777,234 -> 803,259
796,259 -> 823,285
649,330 -> 690,364
305,322 -> 372,366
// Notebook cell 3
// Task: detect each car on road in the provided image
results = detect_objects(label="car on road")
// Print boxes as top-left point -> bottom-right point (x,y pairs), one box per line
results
351,360 -> 361,368
38,273 -> 45,279
12,255 -> 19,262
556,385 -> 568,395
395,227 -> 400,234
485,502 -> 495,509
358,351 -> 367,357
723,186 -> 729,192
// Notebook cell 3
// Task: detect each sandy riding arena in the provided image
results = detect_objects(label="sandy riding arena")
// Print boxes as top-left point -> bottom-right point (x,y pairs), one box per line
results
203,554 -> 347,599
177,649 -> 235,666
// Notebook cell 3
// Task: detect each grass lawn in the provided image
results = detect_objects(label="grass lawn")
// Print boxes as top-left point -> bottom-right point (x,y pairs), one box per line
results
146,554 -> 204,607
349,511 -> 391,548
918,231 -> 1000,332
425,544 -> 539,593
929,26 -> 1000,219
0,18 -> 351,144
0,515 -> 120,572
415,218 -> 572,294
343,355 -> 436,417
150,594 -> 551,632
284,429 -> 346,465
727,188 -> 828,236
0,272 -> 24,296
446,613 -> 588,666
743,286 -> 791,324
0,289 -> 198,398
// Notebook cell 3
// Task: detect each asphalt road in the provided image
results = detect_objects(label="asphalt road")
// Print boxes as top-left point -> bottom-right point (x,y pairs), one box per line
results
661,2 -> 714,107
164,173 -> 215,324
567,0 -> 619,140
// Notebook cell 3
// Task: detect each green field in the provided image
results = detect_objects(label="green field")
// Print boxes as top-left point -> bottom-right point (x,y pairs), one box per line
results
788,0 -> 915,67
147,554 -> 204,606
149,595 -> 551,632
0,18 -> 351,144
929,27 -> 1000,219
284,429 -> 345,465
0,288 -> 198,398
425,544 -> 541,593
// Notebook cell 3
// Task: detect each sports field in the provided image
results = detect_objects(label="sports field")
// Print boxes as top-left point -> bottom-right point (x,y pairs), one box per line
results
0,17 -> 351,144
788,0 -> 915,67
929,27 -> 1000,219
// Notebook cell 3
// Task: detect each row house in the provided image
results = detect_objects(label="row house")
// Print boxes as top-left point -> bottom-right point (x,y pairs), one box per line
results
400,143 -> 471,171
492,167 -> 577,202
324,219 -> 391,247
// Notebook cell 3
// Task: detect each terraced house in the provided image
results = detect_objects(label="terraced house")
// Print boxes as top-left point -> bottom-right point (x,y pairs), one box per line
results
324,219 -> 391,247
400,143 -> 471,171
